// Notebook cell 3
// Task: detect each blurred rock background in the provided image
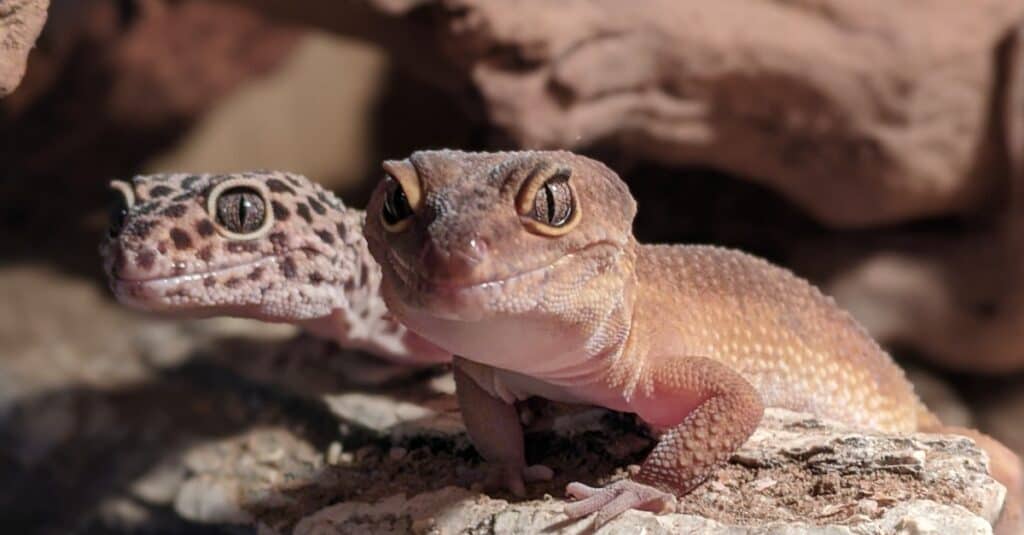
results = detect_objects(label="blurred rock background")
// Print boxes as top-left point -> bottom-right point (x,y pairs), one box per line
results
2,1 -> 1024,533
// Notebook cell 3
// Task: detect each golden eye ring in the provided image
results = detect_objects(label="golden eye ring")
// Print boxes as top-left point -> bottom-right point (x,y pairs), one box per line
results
379,166 -> 422,233
516,164 -> 581,237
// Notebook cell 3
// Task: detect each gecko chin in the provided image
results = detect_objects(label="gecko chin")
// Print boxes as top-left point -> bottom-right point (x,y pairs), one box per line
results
378,241 -> 628,366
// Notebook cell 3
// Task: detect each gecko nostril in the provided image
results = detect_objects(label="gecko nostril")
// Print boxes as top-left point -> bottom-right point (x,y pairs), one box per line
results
420,237 -> 488,281
458,237 -> 488,265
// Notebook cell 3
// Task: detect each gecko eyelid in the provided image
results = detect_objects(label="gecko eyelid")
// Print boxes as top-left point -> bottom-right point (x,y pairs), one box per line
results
206,177 -> 275,240
107,180 -> 135,237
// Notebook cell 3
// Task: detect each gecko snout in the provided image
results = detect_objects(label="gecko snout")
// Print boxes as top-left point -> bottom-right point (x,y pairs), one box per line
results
419,236 -> 489,283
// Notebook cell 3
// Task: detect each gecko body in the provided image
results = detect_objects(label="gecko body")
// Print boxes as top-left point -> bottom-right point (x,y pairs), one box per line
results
100,171 -> 449,364
364,150 -> 1022,524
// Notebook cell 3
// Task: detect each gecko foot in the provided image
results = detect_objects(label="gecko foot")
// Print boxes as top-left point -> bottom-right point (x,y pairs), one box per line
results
564,479 -> 677,526
485,463 -> 554,497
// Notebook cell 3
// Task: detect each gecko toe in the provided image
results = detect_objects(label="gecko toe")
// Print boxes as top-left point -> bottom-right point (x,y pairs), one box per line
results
564,479 -> 677,522
523,464 -> 554,482
564,483 -> 617,518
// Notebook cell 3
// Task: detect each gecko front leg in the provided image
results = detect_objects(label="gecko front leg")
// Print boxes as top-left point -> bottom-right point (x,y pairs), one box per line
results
566,356 -> 764,526
453,358 -> 553,496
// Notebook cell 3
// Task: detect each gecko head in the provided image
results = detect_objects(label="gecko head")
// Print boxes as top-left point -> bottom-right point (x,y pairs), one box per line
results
365,150 -> 637,359
100,171 -> 368,321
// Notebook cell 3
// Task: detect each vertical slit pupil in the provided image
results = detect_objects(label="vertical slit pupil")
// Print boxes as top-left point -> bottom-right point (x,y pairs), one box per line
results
216,187 -> 265,233
545,184 -> 556,224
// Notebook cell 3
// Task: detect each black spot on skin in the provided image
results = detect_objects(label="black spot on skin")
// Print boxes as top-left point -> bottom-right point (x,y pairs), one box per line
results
196,219 -> 215,237
227,241 -> 260,254
127,220 -> 157,240
336,223 -> 348,242
285,175 -> 302,188
181,175 -> 201,190
137,250 -> 155,270
170,228 -> 193,250
225,277 -> 242,288
301,247 -> 319,259
271,201 -> 290,221
157,242 -> 168,255
161,204 -> 188,218
172,192 -> 192,203
204,276 -> 216,287
266,179 -> 296,195
281,257 -> 298,279
315,229 -> 334,244
248,267 -> 264,281
269,232 -> 287,248
295,203 -> 312,223
308,197 -> 326,215
134,203 -> 159,216
149,185 -> 173,198
309,272 -> 325,285
198,246 -> 213,262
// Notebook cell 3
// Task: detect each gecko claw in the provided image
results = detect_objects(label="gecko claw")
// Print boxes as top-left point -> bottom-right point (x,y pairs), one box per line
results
564,479 -> 677,526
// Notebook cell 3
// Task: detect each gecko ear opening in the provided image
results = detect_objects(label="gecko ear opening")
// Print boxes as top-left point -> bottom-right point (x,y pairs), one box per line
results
206,177 -> 275,240
516,164 -> 582,237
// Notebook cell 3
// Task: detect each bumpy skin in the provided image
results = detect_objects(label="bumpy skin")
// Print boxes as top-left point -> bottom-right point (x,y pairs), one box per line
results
100,171 -> 449,364
364,150 -> 1022,525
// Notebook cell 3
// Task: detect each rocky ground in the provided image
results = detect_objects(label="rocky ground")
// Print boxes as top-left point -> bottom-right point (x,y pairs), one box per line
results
0,264 -> 1012,534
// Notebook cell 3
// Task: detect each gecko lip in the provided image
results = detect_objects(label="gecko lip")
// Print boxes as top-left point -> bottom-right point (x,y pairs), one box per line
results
384,241 -> 624,317
109,255 -> 282,312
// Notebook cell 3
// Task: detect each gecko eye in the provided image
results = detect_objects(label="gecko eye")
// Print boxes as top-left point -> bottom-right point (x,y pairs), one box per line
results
516,165 -> 581,236
107,180 -> 135,237
532,173 -> 573,227
381,174 -> 414,232
216,187 -> 265,233
206,177 -> 274,239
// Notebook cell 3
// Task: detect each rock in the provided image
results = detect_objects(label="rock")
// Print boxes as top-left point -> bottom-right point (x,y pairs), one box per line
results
175,428 -> 322,525
322,391 -> 464,441
143,33 -> 390,193
0,0 -> 300,254
292,487 -> 996,535
0,0 -> 48,96
172,406 -> 1006,533
803,231 -> 1024,372
253,0 -> 1024,228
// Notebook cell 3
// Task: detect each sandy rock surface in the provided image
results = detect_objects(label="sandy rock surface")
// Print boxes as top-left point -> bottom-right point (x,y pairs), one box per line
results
253,0 -> 1024,228
0,265 -> 1014,533
176,403 -> 1006,534
0,0 -> 47,96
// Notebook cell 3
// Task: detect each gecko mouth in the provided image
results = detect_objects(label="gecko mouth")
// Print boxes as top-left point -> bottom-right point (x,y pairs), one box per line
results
384,241 -> 624,318
109,255 -> 282,313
